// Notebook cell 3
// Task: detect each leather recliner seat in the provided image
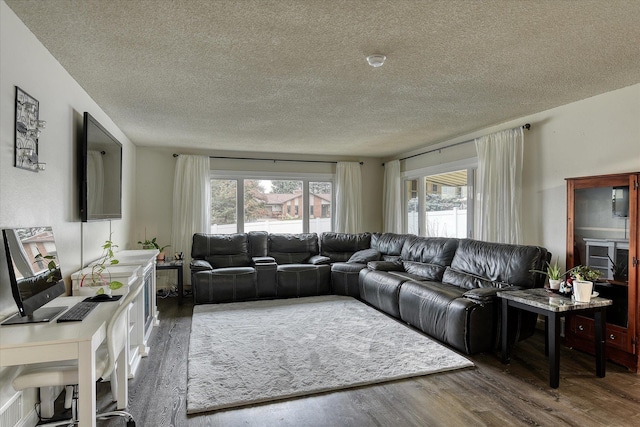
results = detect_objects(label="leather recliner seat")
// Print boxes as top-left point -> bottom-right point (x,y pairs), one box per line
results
190,233 -> 258,304
266,233 -> 331,297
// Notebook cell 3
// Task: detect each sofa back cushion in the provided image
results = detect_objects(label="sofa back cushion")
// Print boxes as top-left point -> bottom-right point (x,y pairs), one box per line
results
248,231 -> 268,257
320,232 -> 372,262
371,233 -> 414,262
401,237 -> 459,266
191,233 -> 251,268
268,233 -> 319,264
443,239 -> 548,290
402,261 -> 447,281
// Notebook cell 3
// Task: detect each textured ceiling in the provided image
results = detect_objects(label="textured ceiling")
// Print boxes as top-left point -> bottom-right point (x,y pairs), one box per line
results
6,0 -> 640,158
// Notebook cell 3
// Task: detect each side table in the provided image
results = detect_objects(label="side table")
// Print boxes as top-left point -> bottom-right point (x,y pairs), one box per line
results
497,287 -> 612,388
156,260 -> 185,305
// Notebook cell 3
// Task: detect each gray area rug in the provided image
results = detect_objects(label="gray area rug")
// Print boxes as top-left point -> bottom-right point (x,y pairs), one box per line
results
187,295 -> 474,414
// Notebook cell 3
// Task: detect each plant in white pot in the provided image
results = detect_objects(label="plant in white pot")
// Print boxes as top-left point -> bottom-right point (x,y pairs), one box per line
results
80,236 -> 124,296
570,265 -> 602,303
137,237 -> 170,261
530,258 -> 571,290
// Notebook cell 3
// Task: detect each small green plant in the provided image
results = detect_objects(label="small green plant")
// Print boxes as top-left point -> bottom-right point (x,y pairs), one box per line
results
34,252 -> 62,283
571,265 -> 603,282
530,258 -> 573,280
607,254 -> 627,279
137,237 -> 170,252
81,235 -> 124,294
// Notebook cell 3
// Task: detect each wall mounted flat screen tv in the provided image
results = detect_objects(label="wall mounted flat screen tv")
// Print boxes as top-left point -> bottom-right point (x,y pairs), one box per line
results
79,112 -> 122,222
2,226 -> 67,325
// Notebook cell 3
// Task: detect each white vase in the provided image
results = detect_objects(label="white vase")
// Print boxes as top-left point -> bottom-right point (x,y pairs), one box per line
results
548,279 -> 562,290
573,280 -> 593,303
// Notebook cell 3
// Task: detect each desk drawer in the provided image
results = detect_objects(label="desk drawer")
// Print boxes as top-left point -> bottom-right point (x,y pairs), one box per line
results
570,316 -> 593,340
605,324 -> 628,351
568,316 -> 629,352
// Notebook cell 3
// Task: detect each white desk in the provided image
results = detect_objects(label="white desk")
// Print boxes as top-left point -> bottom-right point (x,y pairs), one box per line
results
0,295 -> 127,427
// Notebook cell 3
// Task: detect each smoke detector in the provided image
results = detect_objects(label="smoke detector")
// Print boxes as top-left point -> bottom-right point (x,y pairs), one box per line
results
366,54 -> 386,68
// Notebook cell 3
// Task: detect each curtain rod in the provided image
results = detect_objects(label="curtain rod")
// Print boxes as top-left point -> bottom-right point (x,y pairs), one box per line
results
172,153 -> 363,165
383,123 -> 531,166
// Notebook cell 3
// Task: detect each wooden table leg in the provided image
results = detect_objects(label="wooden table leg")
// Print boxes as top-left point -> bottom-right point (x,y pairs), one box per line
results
594,308 -> 606,378
548,312 -> 560,388
501,298 -> 510,364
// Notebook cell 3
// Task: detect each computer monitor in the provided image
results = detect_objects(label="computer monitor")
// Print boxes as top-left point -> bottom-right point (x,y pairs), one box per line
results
2,226 -> 67,325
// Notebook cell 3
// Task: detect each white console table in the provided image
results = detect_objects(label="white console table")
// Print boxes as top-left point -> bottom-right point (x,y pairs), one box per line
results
0,296 -> 125,427
71,249 -> 158,377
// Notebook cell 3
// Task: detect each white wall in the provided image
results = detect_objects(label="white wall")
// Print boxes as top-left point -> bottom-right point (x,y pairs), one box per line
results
394,83 -> 640,270
0,1 -> 136,415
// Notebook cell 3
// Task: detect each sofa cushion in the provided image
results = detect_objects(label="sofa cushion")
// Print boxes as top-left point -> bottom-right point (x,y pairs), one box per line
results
347,248 -> 381,264
367,260 -> 404,271
401,237 -> 459,266
398,280 -> 496,354
320,232 -> 372,262
192,233 -> 251,268
371,233 -> 414,258
442,268 -> 510,291
402,261 -> 447,281
248,231 -> 268,257
446,239 -> 548,289
268,233 -> 319,264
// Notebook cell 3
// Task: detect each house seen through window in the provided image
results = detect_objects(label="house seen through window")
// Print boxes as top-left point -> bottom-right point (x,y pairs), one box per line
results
211,178 -> 333,234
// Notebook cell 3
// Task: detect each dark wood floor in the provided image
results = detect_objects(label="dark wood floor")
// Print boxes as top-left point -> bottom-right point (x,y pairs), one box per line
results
96,296 -> 640,427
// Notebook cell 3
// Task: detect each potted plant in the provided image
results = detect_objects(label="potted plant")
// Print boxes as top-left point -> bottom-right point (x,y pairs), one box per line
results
570,265 -> 602,303
607,254 -> 628,281
530,258 -> 572,290
80,235 -> 124,295
138,237 -> 170,261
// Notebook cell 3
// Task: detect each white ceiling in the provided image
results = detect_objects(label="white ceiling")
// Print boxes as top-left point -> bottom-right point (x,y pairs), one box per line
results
6,0 -> 640,158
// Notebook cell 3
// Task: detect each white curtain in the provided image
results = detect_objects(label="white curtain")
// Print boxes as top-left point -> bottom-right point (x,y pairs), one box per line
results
171,155 -> 211,284
383,160 -> 402,233
474,127 -> 524,244
87,150 -> 104,215
334,162 -> 363,233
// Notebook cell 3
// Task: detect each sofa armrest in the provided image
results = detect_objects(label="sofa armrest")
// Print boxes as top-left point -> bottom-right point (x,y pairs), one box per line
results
190,259 -> 213,272
309,255 -> 331,265
463,285 -> 523,303
253,256 -> 276,265
367,260 -> 404,272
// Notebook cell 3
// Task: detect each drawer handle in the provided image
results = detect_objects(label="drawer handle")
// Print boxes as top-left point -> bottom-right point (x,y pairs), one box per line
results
609,334 -> 616,340
578,325 -> 585,331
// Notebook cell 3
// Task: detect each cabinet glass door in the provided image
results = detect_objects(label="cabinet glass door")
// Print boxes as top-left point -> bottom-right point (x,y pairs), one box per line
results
572,184 -> 630,328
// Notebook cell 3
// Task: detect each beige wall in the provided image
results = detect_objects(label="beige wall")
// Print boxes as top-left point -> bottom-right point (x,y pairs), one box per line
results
394,83 -> 640,269
133,147 -> 385,257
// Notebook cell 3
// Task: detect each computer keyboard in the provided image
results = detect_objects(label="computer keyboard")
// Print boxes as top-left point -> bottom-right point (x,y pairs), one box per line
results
56,301 -> 98,322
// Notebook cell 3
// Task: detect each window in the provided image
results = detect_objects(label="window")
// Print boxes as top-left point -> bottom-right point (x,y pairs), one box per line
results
211,179 -> 238,233
211,176 -> 333,234
309,181 -> 332,234
424,170 -> 468,238
404,163 -> 475,238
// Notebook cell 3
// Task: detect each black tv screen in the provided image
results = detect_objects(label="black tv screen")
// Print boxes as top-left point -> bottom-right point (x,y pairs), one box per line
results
79,112 -> 122,222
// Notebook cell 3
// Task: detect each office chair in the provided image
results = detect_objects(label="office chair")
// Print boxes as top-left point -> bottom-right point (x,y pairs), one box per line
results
11,285 -> 142,427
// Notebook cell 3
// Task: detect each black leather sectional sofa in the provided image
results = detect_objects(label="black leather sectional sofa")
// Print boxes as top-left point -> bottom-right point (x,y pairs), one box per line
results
190,231 -> 549,354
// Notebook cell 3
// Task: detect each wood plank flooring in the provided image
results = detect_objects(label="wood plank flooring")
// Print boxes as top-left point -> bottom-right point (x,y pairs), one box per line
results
96,297 -> 640,426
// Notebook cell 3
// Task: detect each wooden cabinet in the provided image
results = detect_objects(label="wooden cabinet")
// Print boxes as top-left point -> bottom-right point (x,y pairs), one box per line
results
566,172 -> 639,371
